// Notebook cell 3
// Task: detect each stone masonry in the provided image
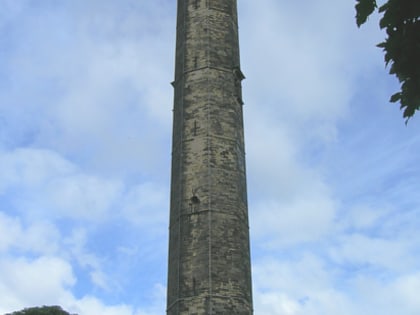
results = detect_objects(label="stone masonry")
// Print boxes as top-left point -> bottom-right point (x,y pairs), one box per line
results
167,0 -> 253,314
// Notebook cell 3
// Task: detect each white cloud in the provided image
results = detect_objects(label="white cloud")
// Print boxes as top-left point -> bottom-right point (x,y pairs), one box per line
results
0,148 -> 123,221
0,148 -> 75,192
338,203 -> 388,231
255,292 -> 300,315
64,283 -> 166,315
240,1 -> 353,122
0,212 -> 22,252
67,297 -> 133,315
0,253 -> 165,315
345,272 -> 420,315
329,233 -> 415,272
0,215 -> 165,314
252,255 -> 356,315
121,182 -> 168,228
246,115 -> 337,247
62,227 -> 110,291
394,273 -> 420,311
253,254 -> 420,315
251,196 -> 336,247
0,0 -> 174,177
0,256 -> 75,313
0,211 -> 60,255
44,173 -> 123,221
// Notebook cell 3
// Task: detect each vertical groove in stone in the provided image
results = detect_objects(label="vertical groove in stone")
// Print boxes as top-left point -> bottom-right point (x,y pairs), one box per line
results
167,0 -> 253,314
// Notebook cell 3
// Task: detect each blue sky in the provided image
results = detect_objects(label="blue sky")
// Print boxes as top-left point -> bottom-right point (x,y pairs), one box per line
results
1,0 -> 420,314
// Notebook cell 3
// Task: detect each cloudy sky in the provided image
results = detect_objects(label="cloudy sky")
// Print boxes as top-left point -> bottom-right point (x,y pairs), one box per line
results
1,0 -> 419,314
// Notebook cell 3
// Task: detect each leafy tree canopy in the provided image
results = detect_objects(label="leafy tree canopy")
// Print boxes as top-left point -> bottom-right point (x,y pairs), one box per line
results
355,0 -> 420,121
4,305 -> 77,315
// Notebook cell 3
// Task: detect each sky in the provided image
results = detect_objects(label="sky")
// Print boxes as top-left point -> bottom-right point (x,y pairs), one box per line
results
1,0 -> 420,314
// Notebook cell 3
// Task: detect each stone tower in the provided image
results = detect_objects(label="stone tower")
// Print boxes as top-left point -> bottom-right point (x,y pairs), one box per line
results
167,0 -> 253,314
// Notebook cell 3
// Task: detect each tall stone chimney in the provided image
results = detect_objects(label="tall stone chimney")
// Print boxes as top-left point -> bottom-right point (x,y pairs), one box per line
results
167,1 -> 253,313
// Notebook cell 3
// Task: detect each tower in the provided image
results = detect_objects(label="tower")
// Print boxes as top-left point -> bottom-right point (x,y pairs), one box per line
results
167,0 -> 253,314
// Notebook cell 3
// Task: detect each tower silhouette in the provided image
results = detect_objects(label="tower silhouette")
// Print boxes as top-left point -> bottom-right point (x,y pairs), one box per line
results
167,1 -> 253,314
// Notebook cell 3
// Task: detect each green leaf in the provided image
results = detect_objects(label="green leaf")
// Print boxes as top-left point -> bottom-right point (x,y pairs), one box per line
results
356,0 -> 420,121
390,92 -> 401,102
378,1 -> 389,14
355,0 -> 377,27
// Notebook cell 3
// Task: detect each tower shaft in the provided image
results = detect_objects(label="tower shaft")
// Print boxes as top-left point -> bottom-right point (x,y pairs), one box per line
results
167,0 -> 253,314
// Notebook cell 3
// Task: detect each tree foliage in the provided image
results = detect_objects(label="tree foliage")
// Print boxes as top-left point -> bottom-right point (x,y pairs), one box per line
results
355,0 -> 420,121
5,306 -> 76,315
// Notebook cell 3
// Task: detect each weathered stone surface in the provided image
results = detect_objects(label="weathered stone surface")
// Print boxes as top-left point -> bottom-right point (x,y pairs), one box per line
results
167,1 -> 253,314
